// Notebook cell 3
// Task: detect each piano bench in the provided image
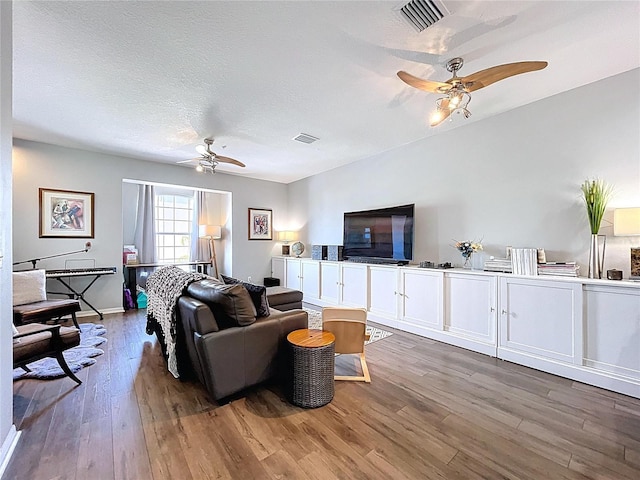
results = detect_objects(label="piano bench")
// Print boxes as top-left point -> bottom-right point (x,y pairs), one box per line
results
13,299 -> 81,329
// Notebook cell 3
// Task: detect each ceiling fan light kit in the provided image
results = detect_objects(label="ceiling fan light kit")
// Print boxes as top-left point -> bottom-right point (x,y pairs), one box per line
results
398,57 -> 548,127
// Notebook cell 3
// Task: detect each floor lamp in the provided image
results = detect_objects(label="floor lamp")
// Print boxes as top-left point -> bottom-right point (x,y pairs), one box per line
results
199,225 -> 222,279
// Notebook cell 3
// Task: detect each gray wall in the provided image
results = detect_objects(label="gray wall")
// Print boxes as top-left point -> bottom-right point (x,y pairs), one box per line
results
288,68 -> 640,278
0,0 -> 13,463
12,140 -> 289,313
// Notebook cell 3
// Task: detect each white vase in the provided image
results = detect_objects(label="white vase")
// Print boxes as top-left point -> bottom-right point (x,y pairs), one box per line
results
471,252 -> 485,271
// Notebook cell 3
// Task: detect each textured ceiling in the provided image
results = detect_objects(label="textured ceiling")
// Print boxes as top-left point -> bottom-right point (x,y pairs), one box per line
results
12,1 -> 640,184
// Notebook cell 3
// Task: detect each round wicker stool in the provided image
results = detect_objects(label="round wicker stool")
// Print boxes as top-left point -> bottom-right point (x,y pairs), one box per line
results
287,328 -> 335,408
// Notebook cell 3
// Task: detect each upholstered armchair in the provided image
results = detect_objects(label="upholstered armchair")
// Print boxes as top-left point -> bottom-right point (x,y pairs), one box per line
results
13,323 -> 82,384
12,269 -> 80,328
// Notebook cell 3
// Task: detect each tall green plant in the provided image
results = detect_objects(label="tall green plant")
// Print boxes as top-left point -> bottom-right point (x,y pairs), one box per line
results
581,178 -> 612,234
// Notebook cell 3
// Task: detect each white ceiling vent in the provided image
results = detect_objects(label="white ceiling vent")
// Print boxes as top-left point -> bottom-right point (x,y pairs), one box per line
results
398,0 -> 449,32
293,133 -> 319,144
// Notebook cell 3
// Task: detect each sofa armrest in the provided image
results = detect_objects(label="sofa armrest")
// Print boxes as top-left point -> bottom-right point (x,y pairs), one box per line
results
178,296 -> 219,335
194,308 -> 308,401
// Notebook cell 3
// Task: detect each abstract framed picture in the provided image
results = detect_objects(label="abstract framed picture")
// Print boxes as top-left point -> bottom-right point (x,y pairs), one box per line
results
248,208 -> 272,240
39,188 -> 95,238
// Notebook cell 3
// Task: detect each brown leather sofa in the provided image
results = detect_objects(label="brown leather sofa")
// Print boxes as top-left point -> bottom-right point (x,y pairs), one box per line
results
177,279 -> 307,401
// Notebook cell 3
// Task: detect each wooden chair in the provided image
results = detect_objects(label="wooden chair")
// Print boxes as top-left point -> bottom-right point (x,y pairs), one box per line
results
321,306 -> 371,383
13,323 -> 82,385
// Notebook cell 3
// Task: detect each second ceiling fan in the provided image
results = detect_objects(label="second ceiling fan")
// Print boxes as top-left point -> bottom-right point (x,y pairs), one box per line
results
397,57 -> 548,127
177,138 -> 246,173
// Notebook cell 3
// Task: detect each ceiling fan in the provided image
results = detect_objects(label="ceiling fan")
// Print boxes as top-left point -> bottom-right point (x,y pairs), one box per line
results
397,57 -> 548,127
177,138 -> 246,173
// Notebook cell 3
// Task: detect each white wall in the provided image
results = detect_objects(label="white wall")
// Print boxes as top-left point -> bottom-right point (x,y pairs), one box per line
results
12,140 -> 289,312
0,1 -> 17,472
288,69 -> 640,278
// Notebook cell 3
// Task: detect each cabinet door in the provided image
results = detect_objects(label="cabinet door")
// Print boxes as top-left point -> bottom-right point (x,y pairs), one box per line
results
300,260 -> 320,304
397,269 -> 443,334
320,262 -> 340,305
368,266 -> 399,328
584,285 -> 640,383
445,273 -> 497,350
340,263 -> 368,308
271,257 -> 285,284
285,258 -> 302,290
499,277 -> 582,364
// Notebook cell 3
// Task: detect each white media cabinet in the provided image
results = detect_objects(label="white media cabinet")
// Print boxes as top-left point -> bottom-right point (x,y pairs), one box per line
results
272,256 -> 640,399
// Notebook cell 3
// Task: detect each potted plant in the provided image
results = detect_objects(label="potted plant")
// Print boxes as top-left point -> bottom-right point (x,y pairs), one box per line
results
581,178 -> 612,278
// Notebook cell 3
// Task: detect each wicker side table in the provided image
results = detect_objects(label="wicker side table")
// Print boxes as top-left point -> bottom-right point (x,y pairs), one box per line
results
287,329 -> 335,408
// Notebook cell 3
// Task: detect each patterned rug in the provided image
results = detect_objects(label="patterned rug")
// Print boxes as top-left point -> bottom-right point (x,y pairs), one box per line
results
304,308 -> 392,345
13,323 -> 107,381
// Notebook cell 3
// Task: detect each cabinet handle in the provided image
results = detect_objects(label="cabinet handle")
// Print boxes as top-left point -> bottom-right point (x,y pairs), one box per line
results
502,309 -> 507,315
394,291 -> 398,295
490,307 -> 495,312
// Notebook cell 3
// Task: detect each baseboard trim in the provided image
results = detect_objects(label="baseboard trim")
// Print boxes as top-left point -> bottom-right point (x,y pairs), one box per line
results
77,307 -> 125,318
0,425 -> 21,479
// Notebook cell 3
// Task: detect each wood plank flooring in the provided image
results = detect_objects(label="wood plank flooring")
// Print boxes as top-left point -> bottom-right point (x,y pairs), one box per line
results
6,309 -> 640,479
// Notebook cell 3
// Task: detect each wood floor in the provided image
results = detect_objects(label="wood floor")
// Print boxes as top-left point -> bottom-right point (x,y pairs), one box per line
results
6,309 -> 640,480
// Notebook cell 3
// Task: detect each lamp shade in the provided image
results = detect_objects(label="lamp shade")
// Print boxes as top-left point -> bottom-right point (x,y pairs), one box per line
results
199,225 -> 222,239
277,231 -> 296,242
613,208 -> 640,236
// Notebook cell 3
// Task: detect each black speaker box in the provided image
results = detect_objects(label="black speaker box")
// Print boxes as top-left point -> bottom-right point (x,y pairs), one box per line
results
264,277 -> 280,287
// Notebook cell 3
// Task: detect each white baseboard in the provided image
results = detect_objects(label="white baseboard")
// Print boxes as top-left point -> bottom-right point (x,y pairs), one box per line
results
0,426 -> 21,479
76,307 -> 125,318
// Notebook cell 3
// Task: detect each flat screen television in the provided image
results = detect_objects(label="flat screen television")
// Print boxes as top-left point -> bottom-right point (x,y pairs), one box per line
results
343,204 -> 414,264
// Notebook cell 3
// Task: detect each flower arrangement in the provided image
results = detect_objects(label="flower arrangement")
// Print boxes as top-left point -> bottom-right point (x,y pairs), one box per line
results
454,240 -> 483,259
581,178 -> 612,234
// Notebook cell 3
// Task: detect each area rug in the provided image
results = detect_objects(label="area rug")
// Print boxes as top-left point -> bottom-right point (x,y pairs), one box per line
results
13,323 -> 107,381
304,308 -> 392,345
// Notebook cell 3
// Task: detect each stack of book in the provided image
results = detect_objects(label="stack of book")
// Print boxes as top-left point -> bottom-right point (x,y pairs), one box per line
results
511,248 -> 538,276
537,262 -> 580,277
483,257 -> 513,273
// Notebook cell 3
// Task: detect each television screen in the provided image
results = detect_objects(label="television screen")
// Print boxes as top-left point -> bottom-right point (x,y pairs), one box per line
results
343,204 -> 414,263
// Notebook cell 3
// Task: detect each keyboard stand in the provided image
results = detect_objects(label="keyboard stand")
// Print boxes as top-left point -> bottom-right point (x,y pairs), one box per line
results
48,274 -> 107,319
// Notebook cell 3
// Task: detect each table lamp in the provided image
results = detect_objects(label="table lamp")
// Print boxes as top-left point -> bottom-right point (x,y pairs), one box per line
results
278,231 -> 296,255
613,207 -> 640,279
199,224 -> 222,278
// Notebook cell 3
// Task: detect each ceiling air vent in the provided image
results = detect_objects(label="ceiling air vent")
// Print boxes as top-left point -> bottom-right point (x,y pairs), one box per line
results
399,0 -> 449,33
292,133 -> 319,144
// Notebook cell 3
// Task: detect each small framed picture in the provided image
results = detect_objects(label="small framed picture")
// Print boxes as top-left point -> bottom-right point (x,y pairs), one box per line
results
248,208 -> 272,240
39,188 -> 95,238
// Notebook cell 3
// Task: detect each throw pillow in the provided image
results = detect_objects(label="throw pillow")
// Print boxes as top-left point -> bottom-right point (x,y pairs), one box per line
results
221,275 -> 270,317
187,281 -> 257,328
12,270 -> 47,306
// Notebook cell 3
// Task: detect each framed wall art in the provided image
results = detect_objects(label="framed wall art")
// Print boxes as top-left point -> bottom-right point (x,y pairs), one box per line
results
248,208 -> 272,240
39,188 -> 95,238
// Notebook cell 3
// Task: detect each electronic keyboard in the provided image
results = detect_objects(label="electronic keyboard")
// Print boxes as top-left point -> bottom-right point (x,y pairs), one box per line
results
45,267 -> 117,278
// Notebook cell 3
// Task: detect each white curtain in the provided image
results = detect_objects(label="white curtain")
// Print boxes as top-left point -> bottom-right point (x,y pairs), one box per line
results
133,184 -> 156,288
191,191 -> 211,263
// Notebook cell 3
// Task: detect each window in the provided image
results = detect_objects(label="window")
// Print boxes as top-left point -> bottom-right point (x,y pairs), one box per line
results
155,194 -> 193,263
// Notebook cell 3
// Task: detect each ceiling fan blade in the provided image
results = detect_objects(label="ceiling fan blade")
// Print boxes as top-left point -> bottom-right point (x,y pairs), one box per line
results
461,61 -> 548,92
215,155 -> 245,168
397,71 -> 452,93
